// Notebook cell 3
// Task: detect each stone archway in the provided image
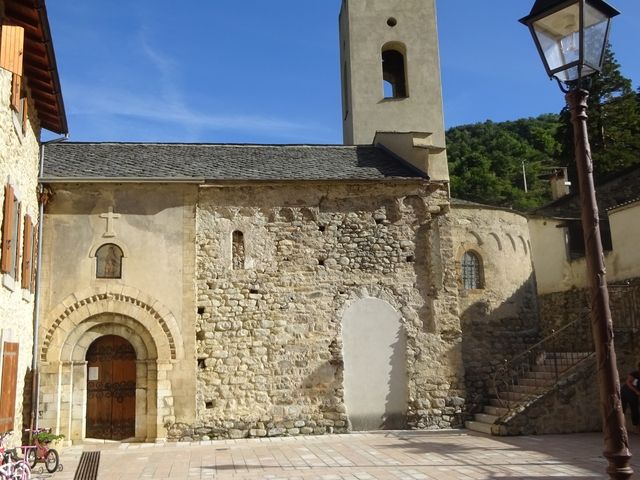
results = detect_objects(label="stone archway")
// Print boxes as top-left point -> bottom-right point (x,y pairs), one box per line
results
342,297 -> 408,430
38,289 -> 182,443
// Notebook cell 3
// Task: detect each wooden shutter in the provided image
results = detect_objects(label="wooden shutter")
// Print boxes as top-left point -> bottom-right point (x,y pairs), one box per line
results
10,73 -> 21,111
30,225 -> 38,293
21,215 -> 32,289
1,185 -> 15,273
21,96 -> 29,134
13,203 -> 21,280
0,26 -> 24,75
0,342 -> 19,432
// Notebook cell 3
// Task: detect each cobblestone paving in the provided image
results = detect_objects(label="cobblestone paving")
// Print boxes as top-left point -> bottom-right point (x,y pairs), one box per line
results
39,430 -> 640,480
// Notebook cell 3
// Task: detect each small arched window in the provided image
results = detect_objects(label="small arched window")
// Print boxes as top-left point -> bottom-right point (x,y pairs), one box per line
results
461,251 -> 483,290
96,243 -> 124,279
232,231 -> 245,270
382,44 -> 408,99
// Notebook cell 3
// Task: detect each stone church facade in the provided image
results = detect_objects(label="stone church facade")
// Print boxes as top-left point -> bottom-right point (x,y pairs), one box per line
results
2,0 -> 543,444
39,144 -> 476,441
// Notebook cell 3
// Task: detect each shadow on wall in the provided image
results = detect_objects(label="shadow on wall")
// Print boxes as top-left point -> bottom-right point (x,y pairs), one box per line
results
383,323 -> 408,430
460,273 -> 540,411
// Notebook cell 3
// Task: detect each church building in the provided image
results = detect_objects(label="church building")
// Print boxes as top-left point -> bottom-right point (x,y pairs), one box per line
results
2,0 -> 556,444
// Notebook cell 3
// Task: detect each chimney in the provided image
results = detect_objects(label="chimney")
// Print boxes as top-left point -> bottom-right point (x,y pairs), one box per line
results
549,168 -> 571,200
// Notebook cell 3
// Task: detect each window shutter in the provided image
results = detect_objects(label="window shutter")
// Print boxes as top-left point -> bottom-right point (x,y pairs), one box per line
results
21,96 -> 29,134
13,203 -> 21,280
21,215 -> 32,289
1,184 -> 15,273
30,225 -> 38,293
0,342 -> 19,432
10,73 -> 21,111
0,25 -> 25,75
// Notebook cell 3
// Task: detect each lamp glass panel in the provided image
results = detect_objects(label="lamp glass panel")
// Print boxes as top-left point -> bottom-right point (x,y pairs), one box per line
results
583,4 -> 609,69
533,4 -> 580,78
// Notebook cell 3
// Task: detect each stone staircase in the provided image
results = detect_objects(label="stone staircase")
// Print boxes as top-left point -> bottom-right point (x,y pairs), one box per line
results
466,351 -> 593,435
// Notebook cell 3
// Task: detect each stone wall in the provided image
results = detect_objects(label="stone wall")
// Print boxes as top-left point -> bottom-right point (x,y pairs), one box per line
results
539,277 -> 640,378
167,181 -> 465,441
450,204 -> 540,411
0,68 -> 41,444
499,358 -> 601,435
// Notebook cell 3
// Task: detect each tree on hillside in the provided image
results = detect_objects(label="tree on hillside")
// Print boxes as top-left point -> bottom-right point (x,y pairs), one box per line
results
557,46 -> 640,180
447,115 -> 561,211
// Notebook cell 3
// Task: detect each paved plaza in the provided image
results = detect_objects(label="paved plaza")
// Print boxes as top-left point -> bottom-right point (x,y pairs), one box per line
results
37,430 -> 640,480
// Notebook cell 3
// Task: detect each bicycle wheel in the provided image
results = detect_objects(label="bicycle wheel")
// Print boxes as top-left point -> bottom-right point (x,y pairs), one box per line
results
11,461 -> 30,480
44,449 -> 58,473
25,449 -> 36,469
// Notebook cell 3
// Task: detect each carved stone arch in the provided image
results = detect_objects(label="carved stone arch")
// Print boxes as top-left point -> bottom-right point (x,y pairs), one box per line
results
278,207 -> 295,222
63,316 -> 156,363
300,207 -> 317,222
505,233 -> 517,252
41,287 -> 183,363
38,313 -> 167,442
383,199 -> 403,223
489,233 -> 503,251
518,235 -> 528,255
402,195 -> 426,222
468,230 -> 484,246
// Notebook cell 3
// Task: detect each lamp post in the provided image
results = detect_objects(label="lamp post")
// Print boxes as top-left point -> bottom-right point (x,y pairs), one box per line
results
519,1 -> 632,479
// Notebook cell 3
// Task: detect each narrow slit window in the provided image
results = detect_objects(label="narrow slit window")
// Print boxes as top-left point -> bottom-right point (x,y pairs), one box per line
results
461,251 -> 483,290
232,231 -> 245,270
382,47 -> 408,99
96,243 -> 124,279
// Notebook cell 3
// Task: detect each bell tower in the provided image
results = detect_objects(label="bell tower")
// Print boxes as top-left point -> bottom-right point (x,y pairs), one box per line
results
339,0 -> 448,180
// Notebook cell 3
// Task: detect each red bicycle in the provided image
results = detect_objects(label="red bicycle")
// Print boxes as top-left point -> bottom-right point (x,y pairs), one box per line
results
23,428 -> 59,474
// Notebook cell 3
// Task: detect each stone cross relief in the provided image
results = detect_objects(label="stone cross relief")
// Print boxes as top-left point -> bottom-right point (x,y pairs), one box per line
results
100,207 -> 121,238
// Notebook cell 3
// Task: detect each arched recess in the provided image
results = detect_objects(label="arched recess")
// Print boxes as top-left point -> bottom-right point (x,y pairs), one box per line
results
342,297 -> 407,431
382,42 -> 408,99
41,287 -> 183,362
39,288 -> 182,443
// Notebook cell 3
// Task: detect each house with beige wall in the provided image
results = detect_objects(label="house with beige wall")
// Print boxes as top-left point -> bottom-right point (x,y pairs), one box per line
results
0,0 -> 67,444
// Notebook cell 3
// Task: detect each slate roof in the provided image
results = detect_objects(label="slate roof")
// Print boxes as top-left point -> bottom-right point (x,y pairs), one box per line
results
532,164 -> 640,219
42,143 -> 426,182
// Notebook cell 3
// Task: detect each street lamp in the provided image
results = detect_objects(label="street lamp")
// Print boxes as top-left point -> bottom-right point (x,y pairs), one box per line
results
519,1 -> 631,480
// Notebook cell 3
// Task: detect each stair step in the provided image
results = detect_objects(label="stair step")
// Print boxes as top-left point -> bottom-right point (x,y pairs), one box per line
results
546,351 -> 592,359
490,398 -> 518,408
474,413 -> 499,424
511,385 -> 545,395
483,405 -> 509,417
519,378 -> 555,388
524,370 -> 556,379
465,420 -> 493,435
498,391 -> 532,401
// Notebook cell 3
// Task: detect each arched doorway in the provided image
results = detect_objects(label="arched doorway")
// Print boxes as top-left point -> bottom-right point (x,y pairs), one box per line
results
86,335 -> 136,440
342,297 -> 408,430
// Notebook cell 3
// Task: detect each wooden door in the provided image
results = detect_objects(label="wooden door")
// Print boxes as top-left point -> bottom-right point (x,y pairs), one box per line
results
86,335 -> 136,440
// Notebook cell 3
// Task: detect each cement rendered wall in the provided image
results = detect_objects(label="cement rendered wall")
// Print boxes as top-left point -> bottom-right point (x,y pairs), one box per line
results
530,203 -> 640,295
451,205 -> 539,408
167,181 -> 466,441
0,68 -> 41,444
340,0 -> 446,156
38,184 -> 197,442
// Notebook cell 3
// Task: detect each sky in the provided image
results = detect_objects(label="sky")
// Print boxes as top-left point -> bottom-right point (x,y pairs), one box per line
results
43,0 -> 640,144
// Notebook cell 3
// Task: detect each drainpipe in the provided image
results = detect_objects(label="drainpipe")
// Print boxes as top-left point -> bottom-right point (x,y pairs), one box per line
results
30,135 -> 68,433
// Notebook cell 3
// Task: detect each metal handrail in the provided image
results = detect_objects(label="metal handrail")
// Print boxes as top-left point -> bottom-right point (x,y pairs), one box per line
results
491,315 -> 594,413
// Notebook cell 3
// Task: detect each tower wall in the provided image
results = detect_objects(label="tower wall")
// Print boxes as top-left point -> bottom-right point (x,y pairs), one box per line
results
340,0 -> 447,149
